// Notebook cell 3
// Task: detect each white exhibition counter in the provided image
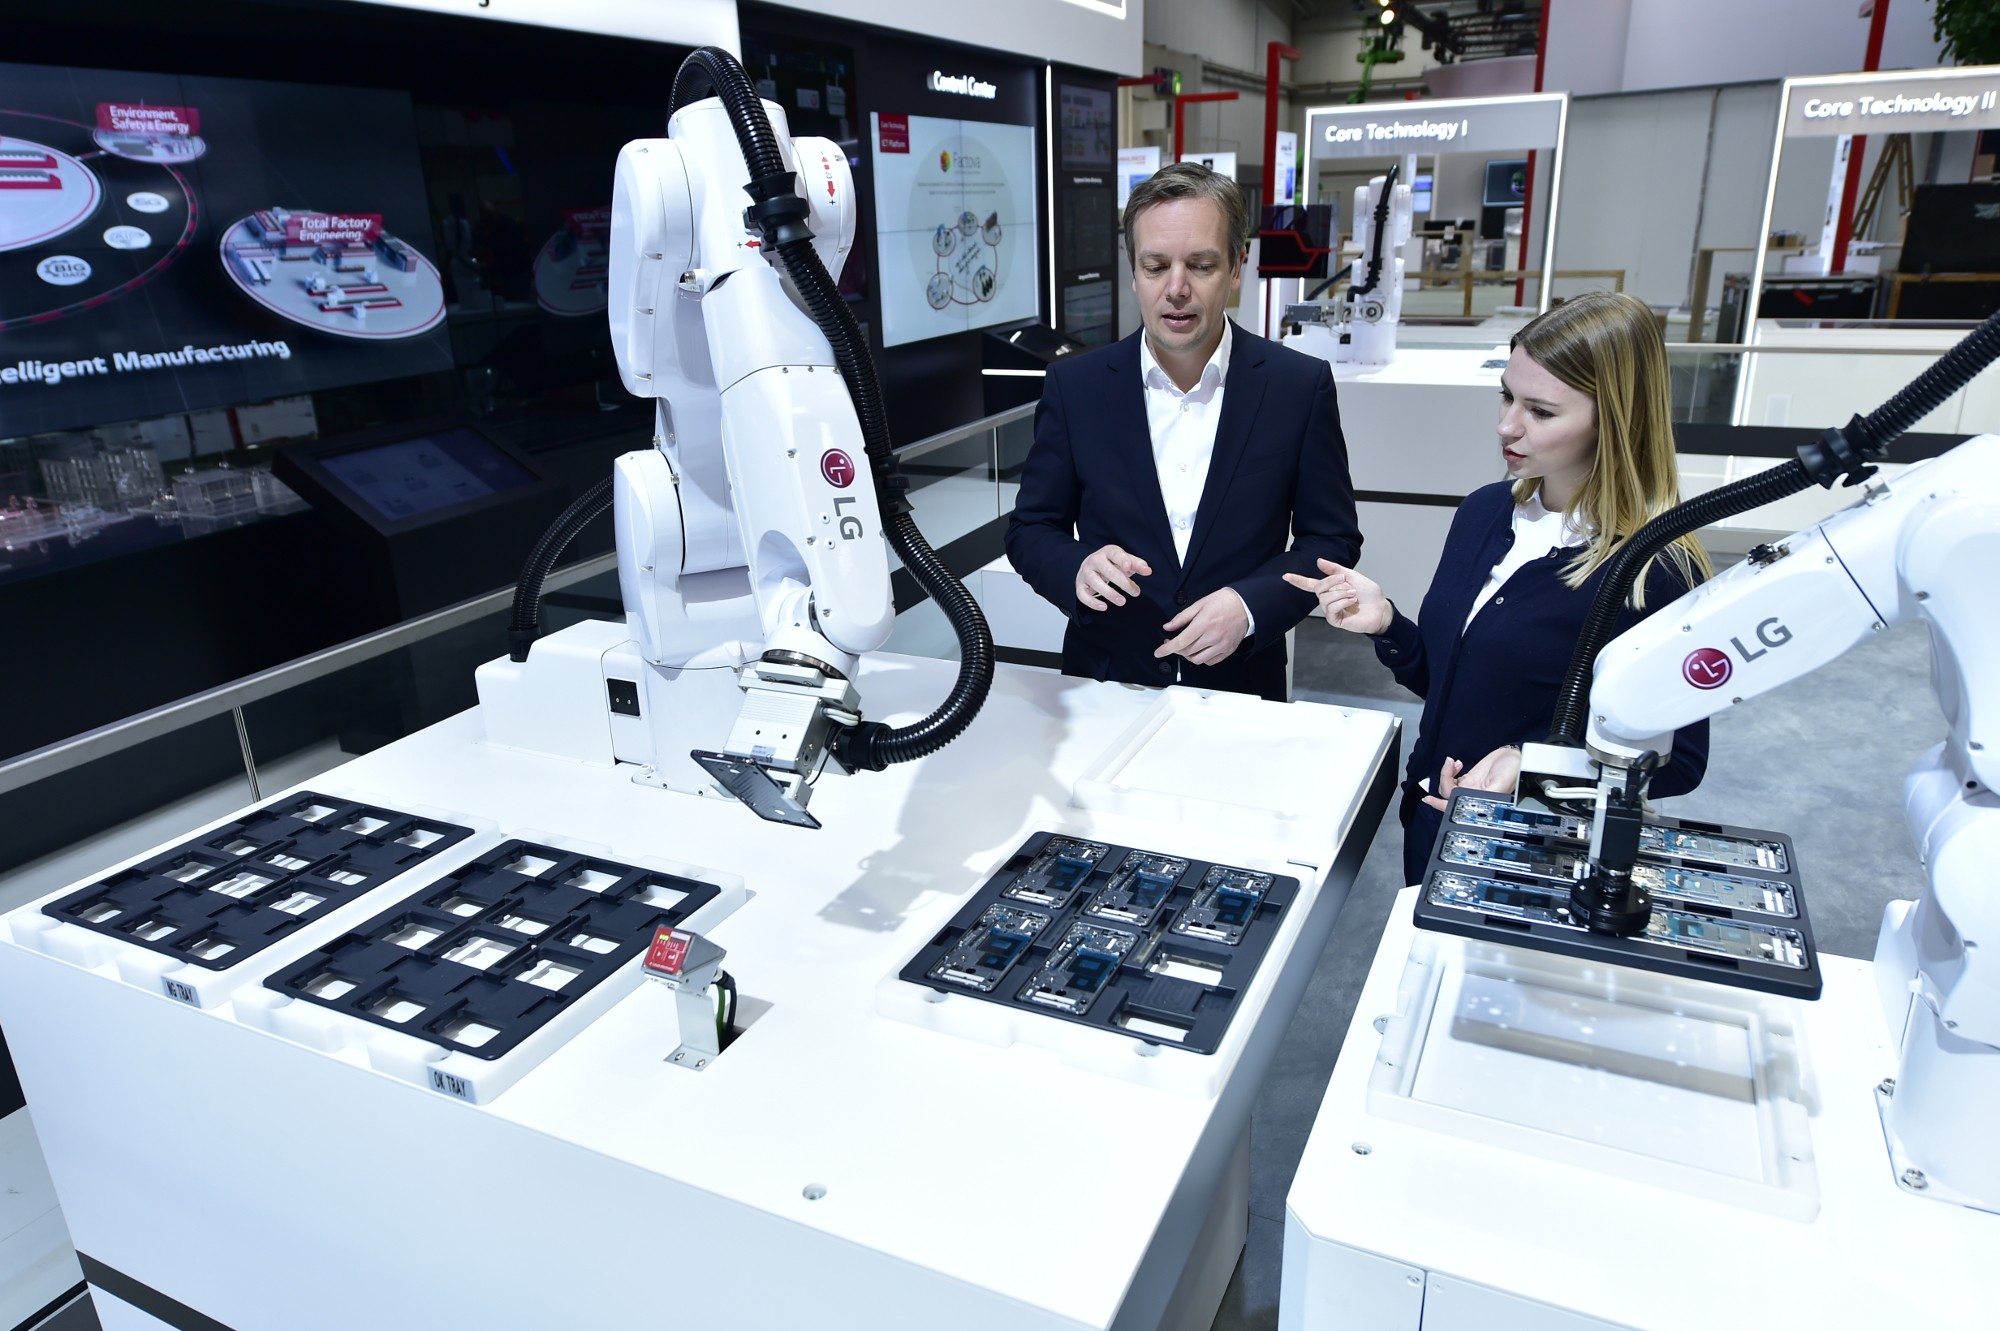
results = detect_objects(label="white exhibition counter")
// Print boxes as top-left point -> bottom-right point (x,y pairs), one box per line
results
1280,888 -> 1998,1330
0,647 -> 1397,1331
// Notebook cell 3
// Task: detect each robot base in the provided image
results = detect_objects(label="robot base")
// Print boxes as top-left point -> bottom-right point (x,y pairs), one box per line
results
476,618 -> 755,804
1874,901 -> 2000,1215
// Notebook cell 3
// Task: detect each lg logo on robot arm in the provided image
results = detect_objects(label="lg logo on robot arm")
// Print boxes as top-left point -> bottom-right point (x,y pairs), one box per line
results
1682,617 -> 1793,691
819,450 -> 865,541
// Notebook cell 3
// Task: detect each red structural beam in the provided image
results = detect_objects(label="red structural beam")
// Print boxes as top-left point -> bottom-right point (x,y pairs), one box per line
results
1173,91 -> 1239,162
1831,0 -> 1893,274
1516,0 -> 1554,306
1262,42 -> 1301,210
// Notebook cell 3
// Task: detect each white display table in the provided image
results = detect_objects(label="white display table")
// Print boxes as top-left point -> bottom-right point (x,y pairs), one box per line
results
1281,888 -> 1998,1331
0,649 -> 1396,1331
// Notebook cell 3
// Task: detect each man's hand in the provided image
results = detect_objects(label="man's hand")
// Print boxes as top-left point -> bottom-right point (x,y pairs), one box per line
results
1155,588 -> 1250,667
1076,544 -> 1153,609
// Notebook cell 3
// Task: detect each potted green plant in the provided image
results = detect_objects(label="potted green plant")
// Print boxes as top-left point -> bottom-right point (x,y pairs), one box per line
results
1932,0 -> 2000,66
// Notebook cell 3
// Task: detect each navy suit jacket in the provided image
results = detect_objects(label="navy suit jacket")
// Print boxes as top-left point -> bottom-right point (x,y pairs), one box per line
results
1005,324 -> 1361,702
1375,481 -> 1711,883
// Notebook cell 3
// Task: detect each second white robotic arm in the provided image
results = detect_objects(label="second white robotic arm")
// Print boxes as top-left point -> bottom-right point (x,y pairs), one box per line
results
1523,435 -> 2000,1209
1333,164 -> 1414,366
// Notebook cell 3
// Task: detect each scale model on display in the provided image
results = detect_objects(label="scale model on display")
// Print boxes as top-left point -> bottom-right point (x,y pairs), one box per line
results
219,205 -> 445,340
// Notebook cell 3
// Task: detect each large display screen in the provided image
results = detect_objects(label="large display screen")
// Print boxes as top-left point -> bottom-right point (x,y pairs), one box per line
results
0,61 -> 451,438
869,112 -> 1039,349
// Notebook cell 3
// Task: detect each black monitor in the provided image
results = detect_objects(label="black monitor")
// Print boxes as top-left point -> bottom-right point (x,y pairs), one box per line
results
1257,203 -> 1337,280
1899,183 -> 2000,274
279,422 -> 550,537
317,430 -> 540,528
1483,159 -> 1528,208
274,419 -> 566,619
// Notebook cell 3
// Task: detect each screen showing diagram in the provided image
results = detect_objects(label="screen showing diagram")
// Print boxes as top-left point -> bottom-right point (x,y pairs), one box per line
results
0,61 -> 450,438
870,113 -> 1039,349
321,429 -> 539,522
1059,86 -> 1113,171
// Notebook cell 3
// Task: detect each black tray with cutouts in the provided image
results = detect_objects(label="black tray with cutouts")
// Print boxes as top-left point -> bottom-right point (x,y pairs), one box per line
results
264,839 -> 721,1060
899,831 -> 1299,1054
44,792 -> 474,971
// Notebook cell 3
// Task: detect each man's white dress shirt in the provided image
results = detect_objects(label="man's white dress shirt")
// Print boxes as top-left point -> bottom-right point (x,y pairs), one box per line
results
1137,324 -> 1258,646
1139,320 -> 1231,566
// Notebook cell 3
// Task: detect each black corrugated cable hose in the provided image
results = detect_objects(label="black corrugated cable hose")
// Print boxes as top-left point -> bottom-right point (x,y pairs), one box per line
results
506,476 -> 612,663
667,46 -> 994,771
1546,306 -> 2000,747
1347,161 -> 1401,301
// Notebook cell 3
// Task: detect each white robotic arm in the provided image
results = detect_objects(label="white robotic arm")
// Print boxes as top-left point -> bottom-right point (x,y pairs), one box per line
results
1333,166 -> 1414,366
1282,165 -> 1412,368
484,47 -> 992,829
1571,442 -> 1996,792
604,101 -> 891,824
1525,434 -> 2000,1210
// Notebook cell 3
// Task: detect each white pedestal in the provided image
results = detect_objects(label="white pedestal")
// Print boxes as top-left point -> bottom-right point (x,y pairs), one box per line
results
1280,888 -> 2000,1330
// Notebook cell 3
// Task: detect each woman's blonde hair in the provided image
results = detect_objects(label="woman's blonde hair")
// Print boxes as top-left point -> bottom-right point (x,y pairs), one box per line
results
1509,290 -> 1711,604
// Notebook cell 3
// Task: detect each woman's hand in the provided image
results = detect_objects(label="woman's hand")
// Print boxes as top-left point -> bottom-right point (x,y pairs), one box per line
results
1422,746 -> 1522,812
1282,559 -> 1394,635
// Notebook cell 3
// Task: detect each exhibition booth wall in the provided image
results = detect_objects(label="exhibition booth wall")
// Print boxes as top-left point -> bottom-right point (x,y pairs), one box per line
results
0,0 -> 1114,786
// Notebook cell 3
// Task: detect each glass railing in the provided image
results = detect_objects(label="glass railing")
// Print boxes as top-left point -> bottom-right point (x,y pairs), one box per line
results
1666,321 -> 1996,430
881,406 -> 1033,658
1663,326 -> 1998,554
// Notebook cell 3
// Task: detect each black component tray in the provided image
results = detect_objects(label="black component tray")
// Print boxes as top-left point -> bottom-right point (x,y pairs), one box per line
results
44,792 -> 475,972
900,831 -> 1299,1054
1413,792 -> 1823,1000
265,840 -> 722,1061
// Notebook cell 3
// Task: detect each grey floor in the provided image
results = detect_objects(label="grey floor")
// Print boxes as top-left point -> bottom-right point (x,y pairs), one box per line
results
1205,615 -> 1940,1330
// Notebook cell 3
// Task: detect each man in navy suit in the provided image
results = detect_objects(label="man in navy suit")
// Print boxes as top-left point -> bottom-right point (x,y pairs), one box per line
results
1005,163 -> 1361,702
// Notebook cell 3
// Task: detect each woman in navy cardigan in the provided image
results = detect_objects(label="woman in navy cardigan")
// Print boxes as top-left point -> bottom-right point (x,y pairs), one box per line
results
1286,292 -> 1713,885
